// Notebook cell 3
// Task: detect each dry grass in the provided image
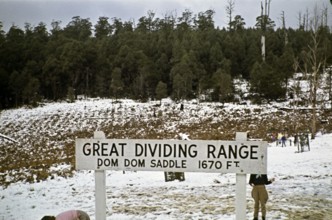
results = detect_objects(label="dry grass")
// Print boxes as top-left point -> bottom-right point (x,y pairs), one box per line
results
1,102 -> 332,188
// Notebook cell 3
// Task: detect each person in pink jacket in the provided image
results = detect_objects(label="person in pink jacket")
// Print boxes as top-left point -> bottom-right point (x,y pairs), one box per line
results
41,210 -> 90,220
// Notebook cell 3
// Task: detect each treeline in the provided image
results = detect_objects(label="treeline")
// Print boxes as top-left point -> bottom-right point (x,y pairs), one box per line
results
0,9 -> 331,109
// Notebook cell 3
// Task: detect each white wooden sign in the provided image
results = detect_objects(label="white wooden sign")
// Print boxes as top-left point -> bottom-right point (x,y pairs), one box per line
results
76,138 -> 267,174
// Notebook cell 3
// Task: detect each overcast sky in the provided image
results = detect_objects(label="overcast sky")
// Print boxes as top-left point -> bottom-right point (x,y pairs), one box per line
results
0,0 -> 331,32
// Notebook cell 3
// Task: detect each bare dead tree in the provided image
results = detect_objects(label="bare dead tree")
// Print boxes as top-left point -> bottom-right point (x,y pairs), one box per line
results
305,8 -> 310,31
321,5 -> 328,27
296,4 -> 327,139
281,11 -> 288,45
226,0 -> 235,30
291,59 -> 302,133
260,0 -> 271,62
297,11 -> 303,29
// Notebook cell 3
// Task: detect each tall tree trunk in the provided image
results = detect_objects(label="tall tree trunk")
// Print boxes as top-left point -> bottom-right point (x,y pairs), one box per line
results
260,0 -> 271,62
261,35 -> 266,62
311,68 -> 317,139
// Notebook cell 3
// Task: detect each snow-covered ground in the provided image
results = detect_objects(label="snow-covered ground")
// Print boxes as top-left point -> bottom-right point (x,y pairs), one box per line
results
1,132 -> 331,220
1,72 -> 332,220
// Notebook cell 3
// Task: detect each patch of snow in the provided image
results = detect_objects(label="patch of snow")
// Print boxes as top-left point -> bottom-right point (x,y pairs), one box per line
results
1,134 -> 331,219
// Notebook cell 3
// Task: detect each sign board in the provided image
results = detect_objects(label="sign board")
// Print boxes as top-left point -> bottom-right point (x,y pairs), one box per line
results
76,139 -> 267,174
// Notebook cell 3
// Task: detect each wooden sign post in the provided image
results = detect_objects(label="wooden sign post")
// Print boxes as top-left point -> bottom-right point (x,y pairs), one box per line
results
76,131 -> 267,220
93,131 -> 106,220
235,132 -> 248,220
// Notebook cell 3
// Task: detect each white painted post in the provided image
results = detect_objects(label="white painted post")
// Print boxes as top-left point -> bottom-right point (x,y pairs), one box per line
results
94,131 -> 106,220
235,132 -> 247,220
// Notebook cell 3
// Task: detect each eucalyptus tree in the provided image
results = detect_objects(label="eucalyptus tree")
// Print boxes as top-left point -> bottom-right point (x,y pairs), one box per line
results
42,55 -> 64,100
225,0 -> 235,31
255,0 -> 275,62
3,26 -> 26,106
212,68 -> 233,104
250,61 -> 285,101
276,44 -> 294,88
155,81 -> 167,104
64,16 -> 92,41
242,30 -> 261,79
230,15 -> 246,31
154,13 -> 176,92
4,25 -> 25,72
59,39 -> 97,97
24,22 -> 49,101
193,9 -> 218,96
110,67 -> 124,100
43,21 -> 69,100
94,16 -> 112,39
170,53 -> 193,100
113,44 -> 137,96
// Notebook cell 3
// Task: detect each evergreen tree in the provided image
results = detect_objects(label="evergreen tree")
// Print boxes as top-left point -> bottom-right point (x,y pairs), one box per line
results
94,16 -> 112,39
0,9 -> 331,109
212,68 -> 233,104
219,71 -> 233,104
110,67 -> 124,100
170,53 -> 194,99
255,15 -> 275,31
172,73 -> 185,100
43,56 -> 63,100
230,15 -> 246,31
0,68 -> 9,108
64,16 -> 92,41
250,62 -> 286,101
155,81 -> 168,104
67,86 -> 75,102
22,77 -> 40,106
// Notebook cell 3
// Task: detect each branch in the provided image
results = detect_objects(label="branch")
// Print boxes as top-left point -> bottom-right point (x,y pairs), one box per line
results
0,133 -> 18,143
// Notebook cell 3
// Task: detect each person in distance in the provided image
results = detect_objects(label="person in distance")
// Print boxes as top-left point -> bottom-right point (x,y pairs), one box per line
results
249,174 -> 275,220
41,209 -> 90,220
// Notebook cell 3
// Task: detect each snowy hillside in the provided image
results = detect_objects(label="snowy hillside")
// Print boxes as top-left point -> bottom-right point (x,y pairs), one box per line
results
1,96 -> 332,219
1,98 -> 331,186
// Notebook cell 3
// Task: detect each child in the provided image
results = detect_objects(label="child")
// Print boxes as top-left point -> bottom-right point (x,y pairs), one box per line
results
41,210 -> 90,220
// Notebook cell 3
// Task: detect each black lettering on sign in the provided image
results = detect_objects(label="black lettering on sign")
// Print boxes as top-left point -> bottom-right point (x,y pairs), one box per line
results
97,158 -> 118,167
82,142 -> 126,156
238,145 -> 259,159
207,144 -> 216,158
150,159 -> 187,168
250,145 -> 258,159
124,159 -> 145,168
238,145 -> 248,159
83,143 -> 91,156
135,143 -> 197,158
207,144 -> 260,159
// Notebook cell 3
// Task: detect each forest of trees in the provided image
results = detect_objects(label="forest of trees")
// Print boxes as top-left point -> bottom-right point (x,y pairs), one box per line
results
0,6 -> 331,109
